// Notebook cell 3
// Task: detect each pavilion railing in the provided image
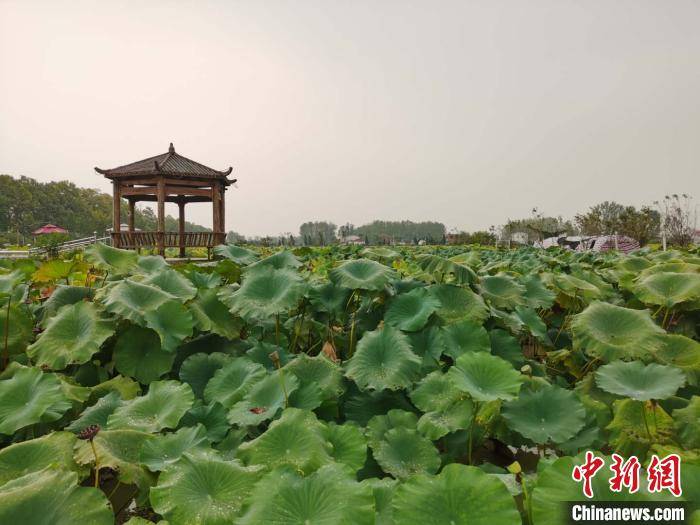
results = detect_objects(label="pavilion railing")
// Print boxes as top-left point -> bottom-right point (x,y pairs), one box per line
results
113,231 -> 225,249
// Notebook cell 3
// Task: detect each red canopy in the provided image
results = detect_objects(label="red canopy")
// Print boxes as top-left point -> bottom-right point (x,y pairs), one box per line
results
33,224 -> 68,235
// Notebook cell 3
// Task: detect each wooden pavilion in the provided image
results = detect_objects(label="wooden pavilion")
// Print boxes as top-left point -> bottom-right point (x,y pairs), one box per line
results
95,143 -> 235,257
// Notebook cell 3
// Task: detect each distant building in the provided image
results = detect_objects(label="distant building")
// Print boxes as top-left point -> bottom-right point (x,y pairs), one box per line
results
341,235 -> 365,245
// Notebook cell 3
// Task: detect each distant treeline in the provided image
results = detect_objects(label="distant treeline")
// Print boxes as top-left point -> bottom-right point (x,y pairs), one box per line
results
0,174 -> 208,244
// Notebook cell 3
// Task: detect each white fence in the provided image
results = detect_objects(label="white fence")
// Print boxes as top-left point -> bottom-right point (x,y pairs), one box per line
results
0,234 -> 111,259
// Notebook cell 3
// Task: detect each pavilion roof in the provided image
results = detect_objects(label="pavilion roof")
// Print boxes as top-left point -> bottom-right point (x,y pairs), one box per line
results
95,143 -> 234,184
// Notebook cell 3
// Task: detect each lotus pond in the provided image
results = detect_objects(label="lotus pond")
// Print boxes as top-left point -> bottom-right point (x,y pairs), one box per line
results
0,243 -> 698,524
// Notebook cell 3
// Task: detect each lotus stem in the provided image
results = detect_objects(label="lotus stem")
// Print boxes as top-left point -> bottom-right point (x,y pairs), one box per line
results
641,402 -> 652,441
519,473 -> 532,525
275,314 -> 280,346
467,402 -> 479,465
107,481 -> 121,500
2,296 -> 11,371
90,439 -> 100,488
661,308 -> 671,330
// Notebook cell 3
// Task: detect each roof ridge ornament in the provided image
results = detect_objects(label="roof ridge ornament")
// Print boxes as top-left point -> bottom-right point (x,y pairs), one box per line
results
154,160 -> 160,171
169,142 -> 175,153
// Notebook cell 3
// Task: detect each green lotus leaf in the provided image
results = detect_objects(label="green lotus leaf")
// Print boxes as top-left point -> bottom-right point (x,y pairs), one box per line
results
442,320 -> 491,359
227,371 -> 299,426
219,266 -> 305,320
245,249 -> 301,272
448,351 -> 522,402
186,270 -> 222,289
366,409 -> 419,449
322,421 -> 368,472
101,279 -> 175,325
514,306 -> 550,343
143,298 -> 193,355
136,254 -> 169,273
204,357 -> 267,408
27,301 -> 114,370
489,328 -> 526,367
329,258 -> 397,290
246,340 -> 291,370
284,352 -> 344,400
653,334 -> 700,385
36,285 -> 93,326
415,254 -> 476,285
308,282 -> 351,316
429,284 -> 489,324
410,370 -> 462,412
361,246 -> 401,261
139,424 -> 210,471
236,408 -> 332,474
189,288 -> 243,340
0,366 -> 71,434
0,431 -> 82,486
532,455 -> 678,525
345,325 -> 422,391
385,287 -> 441,332
0,269 -> 24,295
142,268 -> 197,300
33,260 -> 87,283
0,468 -> 113,524
606,399 -> 675,458
150,453 -> 263,525
373,427 -> 440,479
66,391 -> 123,433
85,242 -> 138,274
502,384 -> 586,444
406,325 -> 445,371
673,396 -> 700,449
90,374 -> 140,401
632,271 -> 700,307
73,428 -> 155,492
417,399 -> 474,440
213,244 -> 259,265
550,273 -> 603,304
0,303 -> 33,355
479,274 -> 527,309
363,477 -> 397,525
521,274 -> 556,309
571,301 -> 665,361
595,360 -> 685,401
392,463 -> 520,525
344,389 -> 415,426
107,380 -> 194,432
179,352 -> 232,398
179,401 -> 229,443
113,326 -> 175,384
238,463 -> 374,525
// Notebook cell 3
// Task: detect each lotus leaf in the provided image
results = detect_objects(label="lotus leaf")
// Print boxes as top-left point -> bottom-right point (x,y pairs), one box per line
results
345,325 -> 421,391
632,271 -> 700,307
571,301 -> 665,361
102,279 -> 175,325
448,351 -> 522,402
429,283 -> 489,324
392,463 -> 520,524
27,301 -> 114,369
385,287 -> 441,332
238,464 -> 374,525
442,320 -> 491,359
502,384 -> 585,443
329,258 -> 397,290
0,431 -> 82,486
140,424 -> 209,471
107,380 -> 194,432
0,366 -> 71,434
179,352 -> 231,398
0,468 -> 113,524
85,242 -> 138,274
113,326 -> 175,384
479,274 -> 527,309
204,357 -> 266,408
213,244 -> 259,265
595,360 -> 685,401
236,408 -> 332,474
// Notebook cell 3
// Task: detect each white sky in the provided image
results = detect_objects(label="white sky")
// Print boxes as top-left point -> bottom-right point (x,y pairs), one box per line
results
1,0 -> 699,236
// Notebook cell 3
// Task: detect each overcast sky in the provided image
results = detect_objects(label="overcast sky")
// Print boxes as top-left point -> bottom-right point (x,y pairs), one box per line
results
1,0 -> 698,236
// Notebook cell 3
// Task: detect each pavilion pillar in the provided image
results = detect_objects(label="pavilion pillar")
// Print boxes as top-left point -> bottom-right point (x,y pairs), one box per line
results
219,184 -> 226,243
127,199 -> 135,232
178,200 -> 186,258
112,181 -> 121,248
157,178 -> 165,256
212,183 -> 221,245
